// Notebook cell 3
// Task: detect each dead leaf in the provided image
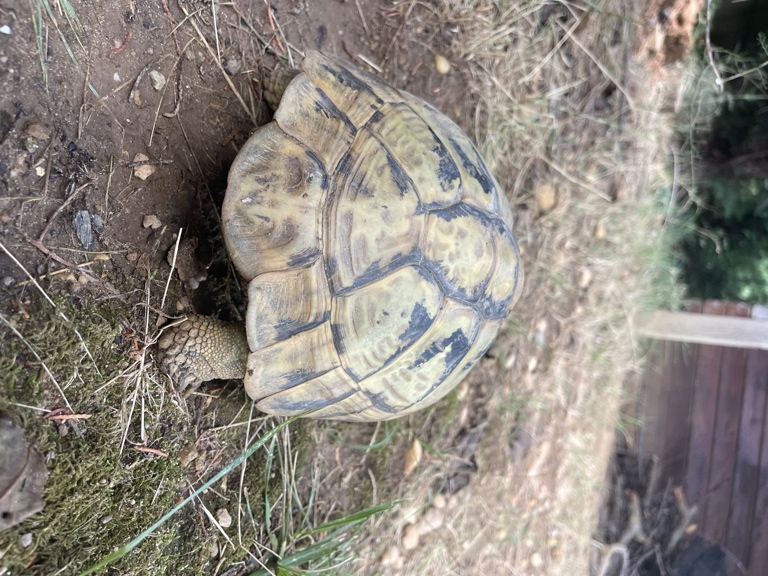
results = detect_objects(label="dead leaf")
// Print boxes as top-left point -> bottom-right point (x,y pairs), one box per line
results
403,438 -> 422,477
0,412 -> 47,531
24,122 -> 50,140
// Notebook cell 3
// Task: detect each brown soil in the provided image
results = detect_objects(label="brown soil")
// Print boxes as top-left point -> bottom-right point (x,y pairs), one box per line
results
0,0 -> 475,306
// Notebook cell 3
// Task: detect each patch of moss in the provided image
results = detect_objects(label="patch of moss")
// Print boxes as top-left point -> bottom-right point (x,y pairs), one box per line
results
0,296 -> 201,574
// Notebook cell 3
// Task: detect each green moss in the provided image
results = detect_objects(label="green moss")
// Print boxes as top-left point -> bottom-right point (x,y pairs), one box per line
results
0,297 -> 201,574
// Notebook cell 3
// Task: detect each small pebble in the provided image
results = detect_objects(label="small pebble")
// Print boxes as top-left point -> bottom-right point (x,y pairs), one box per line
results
0,25 -> 11,35
133,153 -> 155,180
578,267 -> 593,289
401,523 -> 419,550
414,518 -> 432,536
113,72 -> 120,82
35,166 -> 46,177
2,276 -> 14,287
19,533 -> 32,548
535,183 -> 557,211
149,70 -> 166,91
530,552 -> 544,568
101,514 -> 113,525
224,57 -> 242,76
73,210 -> 94,251
595,222 -> 606,239
209,540 -> 219,558
216,508 -> 232,528
380,545 -> 399,566
434,53 -> 450,75
143,214 -> 162,229
431,493 -> 446,509
424,507 -> 444,530
403,438 -> 422,476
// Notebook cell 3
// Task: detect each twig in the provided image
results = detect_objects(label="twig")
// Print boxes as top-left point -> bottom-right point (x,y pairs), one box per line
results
126,158 -> 174,167
162,0 -> 181,54
108,30 -> 132,59
0,238 -> 58,309
355,0 -> 370,35
705,0 -> 723,91
266,2 -> 286,55
45,413 -> 92,421
358,53 -> 383,73
29,239 -> 119,295
15,259 -> 96,286
519,14 -> 584,84
211,0 -> 221,63
542,157 -> 612,201
719,58 -> 768,87
128,63 -> 151,106
135,445 -> 169,457
150,38 -> 194,146
104,156 -> 114,224
555,19 -> 636,113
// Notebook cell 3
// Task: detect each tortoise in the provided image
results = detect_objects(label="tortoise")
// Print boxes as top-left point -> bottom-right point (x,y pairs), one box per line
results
157,50 -> 523,422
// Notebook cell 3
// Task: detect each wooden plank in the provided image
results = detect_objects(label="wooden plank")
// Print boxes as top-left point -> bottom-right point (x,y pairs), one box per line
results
661,340 -> 699,484
748,363 -> 768,576
702,331 -> 748,543
639,340 -> 673,459
685,300 -> 726,521
635,309 -> 768,349
725,349 -> 768,566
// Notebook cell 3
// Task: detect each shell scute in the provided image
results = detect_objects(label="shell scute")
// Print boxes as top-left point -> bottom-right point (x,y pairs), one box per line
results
245,259 -> 330,351
223,123 -> 326,281
423,205 -> 496,303
327,130 -> 424,292
355,299 -> 479,416
367,103 -> 462,208
332,265 -> 443,381
244,322 -> 340,400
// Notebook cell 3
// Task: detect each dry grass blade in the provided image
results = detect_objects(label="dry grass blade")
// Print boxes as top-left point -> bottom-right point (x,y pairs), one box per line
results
161,228 -> 183,312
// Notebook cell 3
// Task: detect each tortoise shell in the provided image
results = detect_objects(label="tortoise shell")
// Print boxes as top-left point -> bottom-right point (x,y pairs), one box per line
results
222,51 -> 522,422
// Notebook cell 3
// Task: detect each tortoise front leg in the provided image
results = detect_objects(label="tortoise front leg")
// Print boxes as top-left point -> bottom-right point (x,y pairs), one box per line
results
156,315 -> 249,394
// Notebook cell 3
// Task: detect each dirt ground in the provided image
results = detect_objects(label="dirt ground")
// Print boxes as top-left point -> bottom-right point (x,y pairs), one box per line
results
0,0 -> 683,575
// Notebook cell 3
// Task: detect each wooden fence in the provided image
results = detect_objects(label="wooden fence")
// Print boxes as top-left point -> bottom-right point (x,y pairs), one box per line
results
638,300 -> 768,576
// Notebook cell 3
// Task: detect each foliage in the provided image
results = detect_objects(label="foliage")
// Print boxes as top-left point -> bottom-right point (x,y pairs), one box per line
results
673,29 -> 768,304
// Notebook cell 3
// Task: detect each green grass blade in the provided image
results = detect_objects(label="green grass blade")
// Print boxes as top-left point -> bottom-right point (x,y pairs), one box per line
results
76,417 -> 297,576
59,0 -> 85,50
248,501 -> 397,576
30,0 -> 47,86
294,500 -> 397,538
39,0 -> 100,98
